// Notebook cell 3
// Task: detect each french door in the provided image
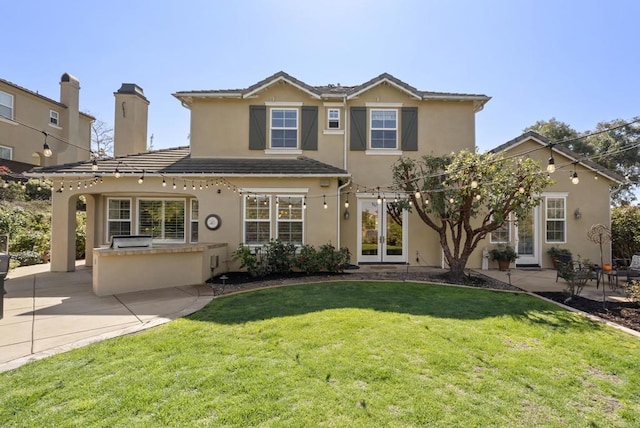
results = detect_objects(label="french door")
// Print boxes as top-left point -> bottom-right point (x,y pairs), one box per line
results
357,199 -> 407,263
515,206 -> 540,265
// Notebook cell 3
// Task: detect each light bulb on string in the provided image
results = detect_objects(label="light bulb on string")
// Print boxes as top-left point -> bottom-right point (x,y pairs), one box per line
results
571,171 -> 579,184
138,170 -> 145,184
303,196 -> 307,210
162,177 -> 167,187
42,132 -> 53,157
519,186 -> 525,193
183,180 -> 187,191
323,195 -> 328,209
546,144 -> 556,173
476,194 -> 481,200
344,194 -> 349,208
471,177 -> 478,189
415,190 -> 421,199
91,159 -> 98,171
172,178 -> 176,190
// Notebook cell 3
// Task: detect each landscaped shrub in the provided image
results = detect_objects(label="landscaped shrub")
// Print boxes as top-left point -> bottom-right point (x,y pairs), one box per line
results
234,241 -> 351,277
11,250 -> 42,266
626,280 -> 640,306
263,239 -> 296,274
317,243 -> 351,273
294,245 -> 321,274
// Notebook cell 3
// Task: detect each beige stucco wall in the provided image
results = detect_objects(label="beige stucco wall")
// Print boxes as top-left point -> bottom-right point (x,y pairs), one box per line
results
469,139 -> 616,269
92,243 -> 227,295
0,80 -> 92,167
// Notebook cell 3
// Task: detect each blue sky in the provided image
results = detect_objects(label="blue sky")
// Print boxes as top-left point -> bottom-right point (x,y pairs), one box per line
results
4,0 -> 639,152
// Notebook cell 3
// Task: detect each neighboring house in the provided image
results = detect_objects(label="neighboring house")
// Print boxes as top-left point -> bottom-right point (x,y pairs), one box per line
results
489,131 -> 623,269
0,73 -> 93,169
28,72 -> 621,294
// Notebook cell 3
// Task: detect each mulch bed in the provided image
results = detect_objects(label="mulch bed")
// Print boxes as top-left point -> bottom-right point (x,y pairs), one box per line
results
208,269 -> 639,333
536,292 -> 640,333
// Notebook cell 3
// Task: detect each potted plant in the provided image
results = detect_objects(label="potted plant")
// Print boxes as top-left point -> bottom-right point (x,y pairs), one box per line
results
547,246 -> 572,269
489,244 -> 518,270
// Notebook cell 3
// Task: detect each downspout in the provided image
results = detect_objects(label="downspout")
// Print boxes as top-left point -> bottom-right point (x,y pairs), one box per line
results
337,178 -> 351,249
337,94 -> 350,248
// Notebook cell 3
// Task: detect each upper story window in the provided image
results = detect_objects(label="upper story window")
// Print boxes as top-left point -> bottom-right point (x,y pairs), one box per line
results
370,109 -> 397,149
0,91 -> 14,120
328,108 -> 340,129
546,197 -> 566,243
49,110 -> 59,126
270,108 -> 298,148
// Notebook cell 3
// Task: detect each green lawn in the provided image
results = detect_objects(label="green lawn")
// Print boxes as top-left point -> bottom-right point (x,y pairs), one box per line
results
1,282 -> 639,427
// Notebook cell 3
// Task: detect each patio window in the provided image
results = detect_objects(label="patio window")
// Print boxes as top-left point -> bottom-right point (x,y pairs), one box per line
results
0,145 -> 12,160
191,199 -> 199,243
370,109 -> 397,149
244,195 -> 271,245
270,108 -> 298,148
276,196 -> 304,245
0,91 -> 13,120
138,199 -> 185,243
546,197 -> 566,243
107,198 -> 131,240
490,215 -> 511,243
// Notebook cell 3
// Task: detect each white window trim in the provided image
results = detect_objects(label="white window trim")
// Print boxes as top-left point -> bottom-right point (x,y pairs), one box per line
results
365,149 -> 403,156
369,108 -> 398,150
243,195 -> 272,246
327,108 -> 340,130
190,199 -> 199,243
264,101 -> 304,107
49,110 -> 59,125
365,102 -> 403,107
136,198 -> 187,243
0,116 -> 17,125
544,195 -> 567,244
0,91 -> 14,121
276,194 -> 305,246
323,129 -> 345,135
490,214 -> 511,244
269,107 -> 299,150
0,145 -> 13,160
106,197 -> 132,243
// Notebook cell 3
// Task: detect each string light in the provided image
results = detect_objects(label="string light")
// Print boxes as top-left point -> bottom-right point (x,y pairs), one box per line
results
546,144 -> 556,174
519,186 -> 525,193
471,177 -> 478,188
344,193 -> 349,208
42,132 -> 52,157
303,196 -> 307,209
162,177 -> 167,187
114,162 -> 121,178
571,171 -> 579,184
138,171 -> 145,184
183,180 -> 187,191
172,178 -> 176,189
323,195 -> 328,209
91,159 -> 98,171
415,190 -> 421,199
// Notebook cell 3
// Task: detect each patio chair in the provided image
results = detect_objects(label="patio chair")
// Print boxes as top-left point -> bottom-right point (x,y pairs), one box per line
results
556,256 -> 600,288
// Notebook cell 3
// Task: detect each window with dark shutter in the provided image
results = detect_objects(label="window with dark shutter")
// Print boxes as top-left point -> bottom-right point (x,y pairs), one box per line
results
350,107 -> 367,151
249,105 -> 267,150
401,107 -> 418,151
300,106 -> 318,151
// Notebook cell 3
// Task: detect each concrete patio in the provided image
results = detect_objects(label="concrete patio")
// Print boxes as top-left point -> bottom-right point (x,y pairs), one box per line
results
0,262 -> 214,373
0,262 -> 632,373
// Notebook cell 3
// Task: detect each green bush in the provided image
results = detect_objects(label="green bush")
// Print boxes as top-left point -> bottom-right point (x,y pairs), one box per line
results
612,206 -> 640,261
263,239 -> 296,274
626,280 -> 640,306
294,245 -> 321,274
232,245 -> 270,278
11,250 -> 42,266
317,243 -> 351,273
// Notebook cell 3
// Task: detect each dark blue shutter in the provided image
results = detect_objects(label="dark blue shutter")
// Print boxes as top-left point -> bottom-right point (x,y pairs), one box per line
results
350,107 -> 366,151
301,106 -> 318,151
401,107 -> 418,151
249,105 -> 266,150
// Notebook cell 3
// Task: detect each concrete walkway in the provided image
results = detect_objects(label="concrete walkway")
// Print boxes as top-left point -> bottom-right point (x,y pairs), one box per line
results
0,262 -> 213,373
0,263 -> 631,373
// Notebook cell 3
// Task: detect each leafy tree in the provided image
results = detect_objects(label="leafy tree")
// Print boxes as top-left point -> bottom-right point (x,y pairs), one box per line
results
392,150 -> 552,281
524,118 -> 593,154
611,206 -> 640,261
585,118 -> 640,205
91,118 -> 114,159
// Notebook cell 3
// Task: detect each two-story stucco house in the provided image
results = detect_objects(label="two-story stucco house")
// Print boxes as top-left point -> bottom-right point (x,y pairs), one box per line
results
30,72 -> 621,295
0,74 -> 94,175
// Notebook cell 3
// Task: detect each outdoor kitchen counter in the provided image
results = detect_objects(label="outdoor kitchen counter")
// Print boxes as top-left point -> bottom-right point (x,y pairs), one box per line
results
93,243 -> 228,296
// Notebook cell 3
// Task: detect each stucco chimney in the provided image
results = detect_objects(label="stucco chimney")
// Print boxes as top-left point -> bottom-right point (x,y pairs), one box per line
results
114,83 -> 149,157
58,73 -> 83,164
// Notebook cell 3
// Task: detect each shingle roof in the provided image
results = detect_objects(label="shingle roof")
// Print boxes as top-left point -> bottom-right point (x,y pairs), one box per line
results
27,147 -> 350,177
490,131 -> 625,184
173,71 -> 490,109
0,77 -> 95,120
